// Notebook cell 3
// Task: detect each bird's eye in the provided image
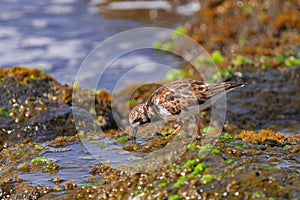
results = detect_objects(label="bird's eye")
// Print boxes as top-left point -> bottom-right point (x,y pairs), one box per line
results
133,118 -> 140,124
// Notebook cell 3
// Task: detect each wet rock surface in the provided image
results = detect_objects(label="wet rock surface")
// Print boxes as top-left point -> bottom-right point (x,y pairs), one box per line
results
0,67 -> 120,200
1,0 -> 300,199
0,67 -> 117,151
60,132 -> 300,199
1,67 -> 298,199
227,67 -> 300,131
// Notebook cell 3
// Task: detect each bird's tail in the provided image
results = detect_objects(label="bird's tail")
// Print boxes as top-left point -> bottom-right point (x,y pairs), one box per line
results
208,79 -> 245,97
224,79 -> 245,90
180,79 -> 245,118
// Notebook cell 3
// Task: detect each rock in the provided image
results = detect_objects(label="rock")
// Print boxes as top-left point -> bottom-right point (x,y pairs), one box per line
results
0,67 -> 118,149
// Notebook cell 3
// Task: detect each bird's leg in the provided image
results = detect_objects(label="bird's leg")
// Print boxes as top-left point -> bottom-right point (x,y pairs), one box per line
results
132,127 -> 138,142
195,116 -> 202,140
172,117 -> 183,136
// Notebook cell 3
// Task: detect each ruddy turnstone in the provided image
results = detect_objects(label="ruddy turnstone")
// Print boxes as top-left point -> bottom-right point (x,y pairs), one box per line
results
129,79 -> 244,139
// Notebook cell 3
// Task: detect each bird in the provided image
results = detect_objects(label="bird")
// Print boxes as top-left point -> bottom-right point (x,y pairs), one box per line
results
129,79 -> 244,140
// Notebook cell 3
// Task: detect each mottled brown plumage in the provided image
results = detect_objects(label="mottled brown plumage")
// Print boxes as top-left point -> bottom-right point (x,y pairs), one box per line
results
129,79 -> 244,138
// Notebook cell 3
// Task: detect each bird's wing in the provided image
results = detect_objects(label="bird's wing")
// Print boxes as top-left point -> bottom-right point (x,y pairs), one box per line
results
147,85 -> 182,116
187,79 -> 243,101
146,79 -> 243,117
146,80 -> 207,116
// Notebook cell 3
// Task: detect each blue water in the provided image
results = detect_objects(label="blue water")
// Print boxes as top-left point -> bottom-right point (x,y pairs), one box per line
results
0,0 -> 189,92
0,0 -> 197,188
19,143 -> 100,187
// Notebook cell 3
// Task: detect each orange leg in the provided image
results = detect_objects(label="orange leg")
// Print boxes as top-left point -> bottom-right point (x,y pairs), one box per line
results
172,118 -> 183,135
171,124 -> 182,135
195,117 -> 202,140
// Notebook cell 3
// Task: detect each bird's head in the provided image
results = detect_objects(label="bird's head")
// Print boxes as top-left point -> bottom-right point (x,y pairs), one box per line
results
129,103 -> 151,127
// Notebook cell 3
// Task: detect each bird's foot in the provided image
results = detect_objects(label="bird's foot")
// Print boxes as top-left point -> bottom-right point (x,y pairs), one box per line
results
171,124 -> 182,136
131,136 -> 137,145
171,117 -> 183,136
194,134 -> 202,141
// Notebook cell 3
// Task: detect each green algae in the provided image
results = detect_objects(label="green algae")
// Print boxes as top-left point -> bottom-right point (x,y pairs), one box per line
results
173,175 -> 188,189
0,107 -> 10,117
186,143 -> 200,151
211,50 -> 225,65
182,159 -> 198,169
31,157 -> 49,164
200,174 -> 216,184
153,41 -> 175,52
34,144 -> 45,150
1,65 -> 299,200
285,55 -> 300,67
211,149 -> 220,155
219,134 -> 235,140
198,143 -> 213,154
225,159 -> 233,165
189,163 -> 207,179
1,1 -> 300,199
171,26 -> 187,39
119,136 -> 128,144
169,194 -> 181,200
73,81 -> 81,90
128,99 -> 138,107
159,182 -> 167,188
164,69 -> 194,82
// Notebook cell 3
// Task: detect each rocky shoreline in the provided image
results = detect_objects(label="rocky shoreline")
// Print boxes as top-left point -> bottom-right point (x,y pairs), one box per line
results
1,0 -> 300,199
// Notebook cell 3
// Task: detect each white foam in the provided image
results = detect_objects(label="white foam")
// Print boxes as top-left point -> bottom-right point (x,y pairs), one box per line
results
108,1 -> 172,11
44,5 -> 75,15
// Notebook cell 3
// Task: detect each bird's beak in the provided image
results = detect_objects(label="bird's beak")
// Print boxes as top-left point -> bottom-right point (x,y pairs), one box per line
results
132,127 -> 138,141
